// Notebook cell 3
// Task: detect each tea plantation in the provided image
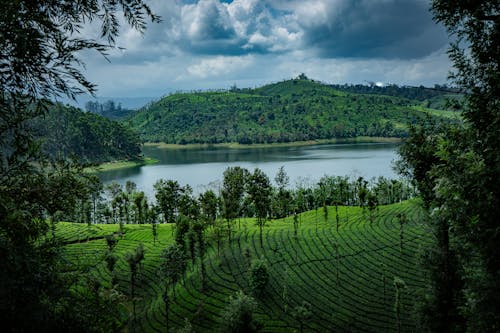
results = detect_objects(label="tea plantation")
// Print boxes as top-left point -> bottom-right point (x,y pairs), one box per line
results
57,200 -> 429,332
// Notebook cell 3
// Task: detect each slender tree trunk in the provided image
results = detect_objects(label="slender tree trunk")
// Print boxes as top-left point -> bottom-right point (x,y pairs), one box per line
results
259,221 -> 263,248
163,286 -> 170,333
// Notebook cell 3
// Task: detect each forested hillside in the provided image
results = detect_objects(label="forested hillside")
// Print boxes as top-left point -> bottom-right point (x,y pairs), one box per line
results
328,83 -> 463,110
126,78 -> 459,144
32,103 -> 141,164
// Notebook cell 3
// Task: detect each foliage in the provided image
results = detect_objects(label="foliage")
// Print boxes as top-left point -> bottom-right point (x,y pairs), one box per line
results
329,83 -> 463,110
219,291 -> 262,333
160,243 -> 188,292
56,200 -> 427,332
397,1 -> 500,331
292,301 -> 313,333
154,179 -> 182,223
0,0 -> 157,331
222,167 -> 248,220
249,259 -> 269,297
85,99 -> 134,120
127,79 -> 458,144
393,277 -> 406,333
199,190 -> 218,227
247,168 -> 272,247
31,103 -> 141,164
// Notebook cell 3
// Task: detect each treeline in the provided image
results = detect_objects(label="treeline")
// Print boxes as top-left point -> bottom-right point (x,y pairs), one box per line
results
328,83 -> 460,102
85,100 -> 134,120
61,167 -> 415,228
31,103 -> 141,164
127,78 -> 455,145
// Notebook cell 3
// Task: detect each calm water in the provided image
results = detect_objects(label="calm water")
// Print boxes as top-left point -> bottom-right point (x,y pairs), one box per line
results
98,143 -> 400,197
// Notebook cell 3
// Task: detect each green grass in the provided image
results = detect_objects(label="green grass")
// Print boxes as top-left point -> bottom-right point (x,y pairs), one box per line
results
84,156 -> 159,173
58,200 -> 430,332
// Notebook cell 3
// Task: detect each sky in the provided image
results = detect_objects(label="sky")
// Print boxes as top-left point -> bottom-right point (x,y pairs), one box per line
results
80,0 -> 452,99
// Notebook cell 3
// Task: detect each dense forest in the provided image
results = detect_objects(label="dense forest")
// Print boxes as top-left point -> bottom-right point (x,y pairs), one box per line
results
32,103 -> 141,164
126,78 -> 459,144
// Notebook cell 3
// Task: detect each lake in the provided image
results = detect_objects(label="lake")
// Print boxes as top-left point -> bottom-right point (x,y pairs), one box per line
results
98,142 -> 401,197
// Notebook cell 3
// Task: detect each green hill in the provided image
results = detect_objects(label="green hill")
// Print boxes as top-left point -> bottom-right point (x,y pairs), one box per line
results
32,103 -> 142,164
126,78 -> 460,145
57,200 -> 429,332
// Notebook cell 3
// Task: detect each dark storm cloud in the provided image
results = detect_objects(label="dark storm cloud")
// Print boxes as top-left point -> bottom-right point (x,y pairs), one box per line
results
296,0 -> 448,59
100,0 -> 448,62
82,0 -> 452,97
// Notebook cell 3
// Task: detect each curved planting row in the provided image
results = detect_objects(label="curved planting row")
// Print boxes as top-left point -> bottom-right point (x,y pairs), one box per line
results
60,200 -> 429,332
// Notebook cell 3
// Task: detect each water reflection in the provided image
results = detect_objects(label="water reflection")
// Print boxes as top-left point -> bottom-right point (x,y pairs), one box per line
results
98,142 -> 400,197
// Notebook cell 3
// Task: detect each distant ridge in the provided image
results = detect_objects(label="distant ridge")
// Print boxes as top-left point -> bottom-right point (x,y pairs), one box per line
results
126,76 -> 460,145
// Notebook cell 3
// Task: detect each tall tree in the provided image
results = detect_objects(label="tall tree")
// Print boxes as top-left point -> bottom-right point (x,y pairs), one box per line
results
155,179 -> 182,224
247,168 -> 272,248
221,166 -> 248,238
0,1 -> 158,330
126,243 -> 146,333
274,166 -> 292,218
160,243 -> 187,299
199,190 -> 218,229
399,1 -> 500,331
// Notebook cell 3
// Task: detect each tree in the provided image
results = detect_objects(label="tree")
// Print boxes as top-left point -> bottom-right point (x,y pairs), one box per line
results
397,213 -> 406,253
274,166 -> 292,218
292,212 -> 299,238
393,277 -> 406,333
249,259 -> 269,298
148,204 -> 160,246
199,190 -> 218,228
155,179 -> 182,224
292,301 -> 312,333
247,168 -> 272,248
192,219 -> 208,290
132,190 -> 148,224
221,166 -> 248,238
0,1 -> 158,331
126,243 -> 146,333
160,243 -> 187,299
367,191 -> 378,224
219,291 -> 262,333
398,1 -> 500,330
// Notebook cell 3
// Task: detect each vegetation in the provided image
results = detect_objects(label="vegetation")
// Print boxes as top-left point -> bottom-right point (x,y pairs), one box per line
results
1,0 -> 497,332
53,199 -> 427,332
32,103 -> 142,164
126,78 -> 460,144
0,1 -> 158,331
328,83 -> 463,111
85,99 -> 135,120
396,0 -> 500,331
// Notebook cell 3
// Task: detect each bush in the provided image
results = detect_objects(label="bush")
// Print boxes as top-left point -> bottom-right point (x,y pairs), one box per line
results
249,259 -> 269,297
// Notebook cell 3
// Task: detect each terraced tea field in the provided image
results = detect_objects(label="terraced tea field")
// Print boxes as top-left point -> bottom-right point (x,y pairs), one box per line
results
57,200 -> 429,332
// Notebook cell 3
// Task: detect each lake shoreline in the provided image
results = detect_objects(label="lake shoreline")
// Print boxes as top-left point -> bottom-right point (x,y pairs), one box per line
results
85,156 -> 159,173
144,136 -> 402,150
90,137 -> 401,173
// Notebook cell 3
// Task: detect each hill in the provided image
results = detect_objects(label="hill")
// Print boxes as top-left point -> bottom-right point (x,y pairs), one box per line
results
57,200 -> 429,332
126,78 -> 460,145
32,103 -> 142,164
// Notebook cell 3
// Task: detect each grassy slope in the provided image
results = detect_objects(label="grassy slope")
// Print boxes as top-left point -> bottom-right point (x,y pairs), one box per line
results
57,200 -> 430,332
126,79 -> 458,145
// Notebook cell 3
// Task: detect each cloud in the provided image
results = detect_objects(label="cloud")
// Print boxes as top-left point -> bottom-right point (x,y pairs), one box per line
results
186,55 -> 254,78
294,0 -> 448,59
75,0 -> 452,98
95,0 -> 446,62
